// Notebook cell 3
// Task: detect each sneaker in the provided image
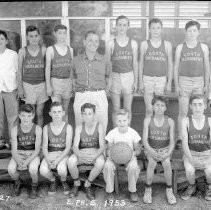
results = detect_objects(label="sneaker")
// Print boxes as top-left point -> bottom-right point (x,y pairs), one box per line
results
12,179 -> 22,196
181,184 -> 196,200
29,183 -> 38,199
166,188 -> 177,205
69,186 -> 79,198
205,185 -> 211,201
106,192 -> 115,201
143,187 -> 152,204
48,180 -> 56,195
130,191 -> 139,202
61,181 -> 70,195
85,186 -> 95,200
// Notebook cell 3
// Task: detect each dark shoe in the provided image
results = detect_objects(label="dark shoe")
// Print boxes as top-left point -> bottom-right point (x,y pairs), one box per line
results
29,183 -> 38,199
0,139 -> 6,150
12,179 -> 22,196
205,184 -> 211,201
48,180 -> 56,195
106,192 -> 115,201
175,139 -> 182,150
85,186 -> 95,200
130,192 -> 139,202
69,186 -> 79,198
61,181 -> 70,195
181,184 -> 196,200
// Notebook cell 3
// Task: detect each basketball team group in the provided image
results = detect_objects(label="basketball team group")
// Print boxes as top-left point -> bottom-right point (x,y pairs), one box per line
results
0,14 -> 211,205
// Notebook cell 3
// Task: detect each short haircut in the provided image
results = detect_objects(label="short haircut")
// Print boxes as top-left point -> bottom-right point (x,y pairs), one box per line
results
54,24 -> 67,32
0,30 -> 8,40
152,95 -> 168,106
84,30 -> 99,40
185,20 -> 200,30
19,104 -> 35,114
26,25 -> 40,35
116,15 -> 130,26
189,94 -> 207,104
50,101 -> 63,111
81,103 -> 96,113
115,109 -> 129,118
149,18 -> 163,28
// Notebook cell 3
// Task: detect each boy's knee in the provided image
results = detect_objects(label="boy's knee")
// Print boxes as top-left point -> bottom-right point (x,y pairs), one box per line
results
95,156 -> 105,170
104,159 -> 115,172
67,155 -> 77,168
40,165 -> 49,177
57,166 -> 67,177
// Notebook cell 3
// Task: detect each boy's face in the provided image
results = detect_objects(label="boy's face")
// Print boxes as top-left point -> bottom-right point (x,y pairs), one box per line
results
19,112 -> 34,125
116,18 -> 129,35
49,106 -> 65,122
84,33 -> 99,53
186,25 -> 199,41
81,108 -> 95,124
54,29 -> 67,43
190,98 -> 206,115
153,100 -> 167,115
116,114 -> 129,132
0,34 -> 8,48
149,22 -> 162,39
27,30 -> 40,46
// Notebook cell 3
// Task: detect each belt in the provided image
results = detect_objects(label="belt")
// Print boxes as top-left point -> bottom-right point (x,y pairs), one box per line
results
76,88 -> 104,93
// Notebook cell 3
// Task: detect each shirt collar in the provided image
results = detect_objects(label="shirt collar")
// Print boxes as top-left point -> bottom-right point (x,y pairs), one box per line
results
83,51 -> 102,61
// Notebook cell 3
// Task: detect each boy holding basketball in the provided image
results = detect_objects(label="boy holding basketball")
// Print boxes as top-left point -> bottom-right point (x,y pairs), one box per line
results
181,94 -> 211,201
142,95 -> 176,205
103,109 -> 141,202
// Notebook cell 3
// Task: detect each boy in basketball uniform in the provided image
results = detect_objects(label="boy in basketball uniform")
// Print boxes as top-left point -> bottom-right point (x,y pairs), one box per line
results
181,95 -> 211,201
174,20 -> 210,146
17,25 -> 48,127
45,24 -> 73,122
107,15 -> 138,126
40,102 -> 73,195
139,18 -> 173,118
142,95 -> 176,205
8,104 -> 42,199
103,109 -> 141,202
68,103 -> 105,200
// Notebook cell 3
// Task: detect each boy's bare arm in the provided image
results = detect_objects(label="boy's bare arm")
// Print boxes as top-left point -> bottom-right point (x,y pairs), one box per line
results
133,141 -> 142,157
72,125 -> 82,157
131,39 -> 138,92
42,125 -> 50,163
166,118 -> 175,156
17,48 -> 25,98
45,47 -> 53,96
11,126 -> 21,164
94,123 -> 105,159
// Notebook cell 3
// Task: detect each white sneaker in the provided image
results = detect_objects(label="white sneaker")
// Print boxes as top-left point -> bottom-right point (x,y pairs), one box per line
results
143,187 -> 152,204
166,188 -> 177,205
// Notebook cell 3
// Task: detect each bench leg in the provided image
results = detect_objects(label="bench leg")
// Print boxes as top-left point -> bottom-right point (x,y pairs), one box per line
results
114,169 -> 119,195
172,169 -> 178,194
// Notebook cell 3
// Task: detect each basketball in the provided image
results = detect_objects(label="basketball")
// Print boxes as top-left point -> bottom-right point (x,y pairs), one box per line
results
110,142 -> 133,165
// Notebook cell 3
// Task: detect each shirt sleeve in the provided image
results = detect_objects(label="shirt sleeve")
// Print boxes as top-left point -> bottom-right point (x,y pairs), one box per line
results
13,51 -> 18,73
105,130 -> 114,143
132,129 -> 141,144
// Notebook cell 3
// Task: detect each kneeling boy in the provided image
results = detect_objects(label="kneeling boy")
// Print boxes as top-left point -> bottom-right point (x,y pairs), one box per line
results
8,104 -> 42,199
142,96 -> 176,205
40,102 -> 73,195
68,103 -> 105,200
181,94 -> 211,201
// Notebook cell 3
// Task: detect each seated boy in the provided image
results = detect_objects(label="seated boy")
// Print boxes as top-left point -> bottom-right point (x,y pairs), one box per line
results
67,103 -> 105,200
103,109 -> 141,202
40,102 -> 73,195
8,104 -> 42,199
181,94 -> 211,201
142,95 -> 176,205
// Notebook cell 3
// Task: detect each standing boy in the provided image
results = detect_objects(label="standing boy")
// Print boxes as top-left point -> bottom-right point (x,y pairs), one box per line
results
139,18 -> 173,117
103,109 -> 141,202
68,103 -> 105,200
40,102 -> 73,195
107,15 -> 138,126
174,20 -> 210,145
17,25 -> 48,127
0,30 -> 18,149
142,96 -> 176,205
181,94 -> 211,201
8,104 -> 42,199
45,24 -> 73,122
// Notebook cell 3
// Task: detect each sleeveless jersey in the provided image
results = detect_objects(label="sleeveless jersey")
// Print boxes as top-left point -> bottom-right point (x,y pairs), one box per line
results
111,38 -> 133,73
17,123 -> 36,150
79,122 -> 100,149
51,45 -> 72,79
48,123 -> 67,152
179,42 -> 204,77
22,46 -> 45,85
143,40 -> 168,77
188,116 -> 210,152
148,116 -> 170,149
